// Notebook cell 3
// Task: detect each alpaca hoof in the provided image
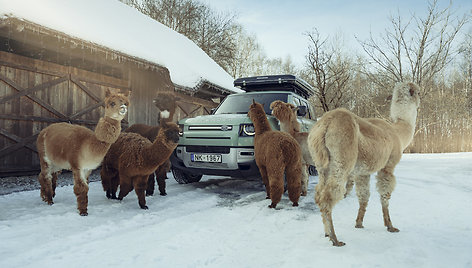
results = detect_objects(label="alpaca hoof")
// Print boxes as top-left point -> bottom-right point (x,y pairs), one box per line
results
140,205 -> 149,210
355,224 -> 364,228
292,202 -> 299,207
387,227 -> 400,233
265,196 -> 270,199
301,192 -> 307,196
268,203 -> 277,209
146,193 -> 153,196
79,211 -> 88,216
332,241 -> 346,247
160,192 -> 167,196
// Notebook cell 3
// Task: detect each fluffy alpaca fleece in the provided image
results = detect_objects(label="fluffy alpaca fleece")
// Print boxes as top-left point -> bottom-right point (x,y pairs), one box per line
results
124,91 -> 180,196
248,100 -> 302,208
100,121 -> 180,209
307,82 -> 420,246
36,89 -> 130,216
270,100 -> 312,196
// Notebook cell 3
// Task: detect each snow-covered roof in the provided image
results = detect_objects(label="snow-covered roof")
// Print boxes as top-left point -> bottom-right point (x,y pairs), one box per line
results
0,0 -> 242,93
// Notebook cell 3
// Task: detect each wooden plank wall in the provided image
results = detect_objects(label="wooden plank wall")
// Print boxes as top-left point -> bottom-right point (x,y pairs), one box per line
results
0,52 -> 129,176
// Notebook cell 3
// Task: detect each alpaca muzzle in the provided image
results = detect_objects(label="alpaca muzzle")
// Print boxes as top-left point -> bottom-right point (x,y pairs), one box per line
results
119,104 -> 128,116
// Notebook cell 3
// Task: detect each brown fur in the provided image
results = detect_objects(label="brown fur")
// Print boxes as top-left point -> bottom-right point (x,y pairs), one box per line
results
270,100 -> 313,196
248,100 -> 302,209
307,82 -> 420,246
36,89 -> 130,216
124,91 -> 180,196
100,121 -> 180,209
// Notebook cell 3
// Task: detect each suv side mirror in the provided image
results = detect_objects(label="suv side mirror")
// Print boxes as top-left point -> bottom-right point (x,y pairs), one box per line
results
210,108 -> 216,114
297,105 -> 307,117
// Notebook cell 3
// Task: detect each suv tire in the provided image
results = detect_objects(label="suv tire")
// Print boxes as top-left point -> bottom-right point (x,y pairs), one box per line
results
172,167 -> 203,184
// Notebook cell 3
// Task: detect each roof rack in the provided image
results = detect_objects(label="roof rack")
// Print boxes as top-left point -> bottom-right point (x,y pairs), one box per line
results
233,75 -> 314,99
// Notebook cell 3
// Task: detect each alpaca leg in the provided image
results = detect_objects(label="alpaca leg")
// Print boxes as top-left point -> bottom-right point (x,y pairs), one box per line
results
38,170 -> 54,205
354,175 -> 370,228
315,169 -> 329,237
344,175 -> 354,198
156,164 -> 168,196
316,171 -> 348,246
72,169 -> 89,216
285,162 -> 302,206
300,164 -> 309,196
259,166 -> 270,199
146,173 -> 155,196
376,169 -> 399,232
100,166 -> 116,199
134,176 -> 149,209
51,172 -> 60,198
267,168 -> 284,208
117,178 -> 133,201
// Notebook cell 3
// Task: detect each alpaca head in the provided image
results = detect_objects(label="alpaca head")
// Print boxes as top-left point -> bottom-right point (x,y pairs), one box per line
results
390,82 -> 420,123
158,121 -> 181,144
270,100 -> 297,122
153,92 -> 180,120
248,99 -> 266,123
104,89 -> 130,121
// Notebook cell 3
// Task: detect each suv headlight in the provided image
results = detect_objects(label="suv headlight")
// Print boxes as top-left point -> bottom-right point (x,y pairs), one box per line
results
239,124 -> 255,136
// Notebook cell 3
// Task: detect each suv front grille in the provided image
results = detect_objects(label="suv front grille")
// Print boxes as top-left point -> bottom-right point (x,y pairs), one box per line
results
188,125 -> 233,131
185,146 -> 230,154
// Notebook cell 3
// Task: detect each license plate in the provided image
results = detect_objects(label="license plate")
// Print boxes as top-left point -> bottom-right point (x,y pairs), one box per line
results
191,154 -> 222,163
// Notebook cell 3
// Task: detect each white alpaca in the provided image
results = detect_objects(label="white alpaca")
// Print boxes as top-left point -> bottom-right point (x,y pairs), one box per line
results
307,82 -> 420,246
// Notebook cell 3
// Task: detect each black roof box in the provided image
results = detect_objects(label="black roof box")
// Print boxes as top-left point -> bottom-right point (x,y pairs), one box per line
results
233,74 -> 314,99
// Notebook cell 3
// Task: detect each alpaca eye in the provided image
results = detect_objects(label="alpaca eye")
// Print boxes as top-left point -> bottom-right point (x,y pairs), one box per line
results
110,102 -> 116,107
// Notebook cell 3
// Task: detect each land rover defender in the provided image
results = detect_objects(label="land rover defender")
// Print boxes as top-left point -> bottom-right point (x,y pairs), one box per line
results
170,75 -> 317,184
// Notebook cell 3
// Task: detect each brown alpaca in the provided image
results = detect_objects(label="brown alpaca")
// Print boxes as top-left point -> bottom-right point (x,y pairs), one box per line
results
100,120 -> 180,209
270,100 -> 313,196
307,82 -> 420,246
124,91 -> 180,196
248,100 -> 302,209
36,89 -> 130,216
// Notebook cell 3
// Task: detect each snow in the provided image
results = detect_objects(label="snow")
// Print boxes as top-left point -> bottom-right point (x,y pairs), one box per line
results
1,153 -> 471,267
0,0 -> 242,93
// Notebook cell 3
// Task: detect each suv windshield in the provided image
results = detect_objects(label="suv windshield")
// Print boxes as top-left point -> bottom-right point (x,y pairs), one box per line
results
214,93 -> 288,115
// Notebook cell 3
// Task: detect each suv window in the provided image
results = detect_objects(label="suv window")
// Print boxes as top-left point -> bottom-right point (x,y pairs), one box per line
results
214,93 -> 288,115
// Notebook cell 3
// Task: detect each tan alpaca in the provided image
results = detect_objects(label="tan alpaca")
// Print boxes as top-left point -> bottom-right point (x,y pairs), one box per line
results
307,82 -> 420,246
248,100 -> 302,208
270,100 -> 312,196
100,121 -> 180,209
124,92 -> 180,196
36,89 -> 130,216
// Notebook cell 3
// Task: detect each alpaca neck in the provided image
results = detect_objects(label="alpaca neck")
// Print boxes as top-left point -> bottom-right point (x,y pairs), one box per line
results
253,112 -> 272,134
279,118 -> 301,135
142,135 -> 175,167
94,116 -> 121,144
391,111 -> 417,150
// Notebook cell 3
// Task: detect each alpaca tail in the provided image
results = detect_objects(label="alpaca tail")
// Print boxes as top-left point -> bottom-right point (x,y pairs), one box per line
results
308,118 -> 331,170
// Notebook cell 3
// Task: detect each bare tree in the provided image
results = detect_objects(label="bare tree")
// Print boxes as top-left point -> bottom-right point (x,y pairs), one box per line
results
358,0 -> 470,95
303,29 -> 352,113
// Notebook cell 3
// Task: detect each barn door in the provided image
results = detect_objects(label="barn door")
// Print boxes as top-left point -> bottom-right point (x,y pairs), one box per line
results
0,52 -> 129,176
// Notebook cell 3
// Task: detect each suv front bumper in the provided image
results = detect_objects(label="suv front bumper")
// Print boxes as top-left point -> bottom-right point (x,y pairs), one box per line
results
170,146 -> 261,178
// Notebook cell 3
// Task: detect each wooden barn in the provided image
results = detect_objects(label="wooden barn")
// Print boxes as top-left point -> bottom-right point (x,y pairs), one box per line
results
0,1 -> 239,176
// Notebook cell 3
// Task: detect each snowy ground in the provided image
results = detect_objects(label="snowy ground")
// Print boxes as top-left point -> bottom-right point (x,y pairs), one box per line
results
1,153 -> 471,268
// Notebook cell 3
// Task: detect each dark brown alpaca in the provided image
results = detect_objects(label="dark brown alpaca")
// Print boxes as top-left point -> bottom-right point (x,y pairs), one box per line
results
36,89 -> 130,216
248,100 -> 302,208
124,91 -> 180,196
100,120 -> 180,209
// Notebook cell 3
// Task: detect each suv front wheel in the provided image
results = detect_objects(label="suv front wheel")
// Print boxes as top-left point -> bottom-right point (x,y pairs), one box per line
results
172,167 -> 203,184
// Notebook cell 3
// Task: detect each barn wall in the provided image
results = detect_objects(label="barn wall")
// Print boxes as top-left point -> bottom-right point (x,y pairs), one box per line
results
0,51 -> 129,176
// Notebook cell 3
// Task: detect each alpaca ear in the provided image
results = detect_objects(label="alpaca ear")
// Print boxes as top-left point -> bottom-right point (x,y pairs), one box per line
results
408,83 -> 416,96
252,99 -> 256,105
269,101 -> 277,110
105,88 -> 112,98
386,95 -> 392,101
126,90 -> 132,97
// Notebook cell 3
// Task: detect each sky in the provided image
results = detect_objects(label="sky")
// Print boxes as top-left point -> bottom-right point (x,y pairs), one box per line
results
1,152 -> 471,267
201,0 -> 472,68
